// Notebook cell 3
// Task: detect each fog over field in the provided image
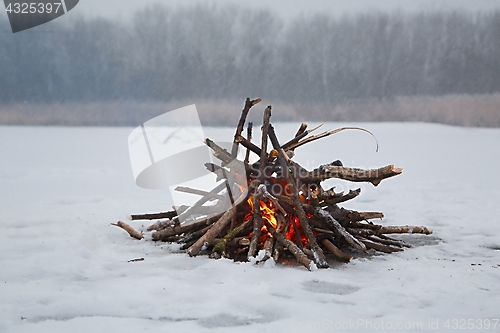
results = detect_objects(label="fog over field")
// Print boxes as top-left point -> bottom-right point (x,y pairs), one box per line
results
1,1 -> 499,126
80,0 -> 500,21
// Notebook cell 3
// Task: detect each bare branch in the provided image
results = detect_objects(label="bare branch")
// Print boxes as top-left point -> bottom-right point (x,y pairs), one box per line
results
287,126 -> 379,152
174,186 -> 225,200
231,98 -> 261,158
301,164 -> 403,186
111,221 -> 143,240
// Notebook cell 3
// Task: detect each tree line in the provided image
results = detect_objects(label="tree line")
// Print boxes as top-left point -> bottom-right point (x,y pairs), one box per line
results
1,5 -> 499,104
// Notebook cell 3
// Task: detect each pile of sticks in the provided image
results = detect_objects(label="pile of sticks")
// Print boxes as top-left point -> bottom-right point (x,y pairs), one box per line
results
113,98 -> 432,270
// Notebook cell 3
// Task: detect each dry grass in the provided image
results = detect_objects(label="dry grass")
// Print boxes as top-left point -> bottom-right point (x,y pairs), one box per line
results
0,94 -> 499,127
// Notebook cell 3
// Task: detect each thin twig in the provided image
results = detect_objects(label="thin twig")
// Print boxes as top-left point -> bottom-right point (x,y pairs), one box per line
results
259,106 -> 272,182
244,122 -> 253,164
287,126 -> 379,152
231,97 -> 261,158
177,182 -> 227,222
174,186 -> 225,200
282,124 -> 323,151
205,138 -> 233,165
111,221 -> 143,240
248,190 -> 264,259
131,210 -> 177,221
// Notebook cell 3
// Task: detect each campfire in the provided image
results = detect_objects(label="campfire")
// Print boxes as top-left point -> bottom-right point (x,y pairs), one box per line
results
113,98 -> 432,270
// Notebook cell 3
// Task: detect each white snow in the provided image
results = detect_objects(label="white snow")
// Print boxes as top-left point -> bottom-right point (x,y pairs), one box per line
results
250,250 -> 268,264
1,123 -> 499,333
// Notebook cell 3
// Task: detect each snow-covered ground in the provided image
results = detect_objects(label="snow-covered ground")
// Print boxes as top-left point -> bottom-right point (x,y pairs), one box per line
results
1,123 -> 499,333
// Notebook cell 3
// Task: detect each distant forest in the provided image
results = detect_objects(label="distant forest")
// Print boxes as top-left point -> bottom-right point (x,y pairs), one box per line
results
1,5 -> 500,105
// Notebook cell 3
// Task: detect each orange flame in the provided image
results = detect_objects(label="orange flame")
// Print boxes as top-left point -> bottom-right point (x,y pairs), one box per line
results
245,197 -> 278,229
247,197 -> 254,210
285,216 -> 309,246
260,200 -> 277,228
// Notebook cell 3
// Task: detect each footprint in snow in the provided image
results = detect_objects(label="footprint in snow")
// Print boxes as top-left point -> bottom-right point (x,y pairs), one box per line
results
302,280 -> 360,295
198,313 -> 280,328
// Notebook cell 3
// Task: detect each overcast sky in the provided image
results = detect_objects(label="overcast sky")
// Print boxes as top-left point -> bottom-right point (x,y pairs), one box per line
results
78,0 -> 500,21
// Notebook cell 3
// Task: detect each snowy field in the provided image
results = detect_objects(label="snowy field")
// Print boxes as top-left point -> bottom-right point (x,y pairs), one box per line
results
1,123 -> 499,333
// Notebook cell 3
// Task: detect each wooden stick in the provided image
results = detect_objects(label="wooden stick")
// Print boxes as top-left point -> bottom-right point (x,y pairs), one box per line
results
231,97 -> 261,158
348,221 -> 381,230
347,224 -> 431,235
273,212 -> 288,261
246,107 -> 272,259
291,217 -> 304,249
229,211 -> 237,233
111,221 -> 143,240
320,238 -> 353,262
259,106 -> 272,182
244,122 -> 253,164
131,210 -> 177,221
281,129 -> 309,150
223,236 -> 250,248
147,220 -> 177,231
378,234 -> 411,248
378,225 -> 433,235
312,227 -> 335,235
187,209 -> 237,256
205,138 -> 233,165
235,135 -> 261,156
308,206 -> 367,252
263,220 -> 315,270
288,159 -> 312,182
212,217 -> 254,257
347,211 -> 384,221
347,228 -> 376,238
302,247 -> 315,259
294,123 -> 308,138
302,164 -> 403,186
276,194 -> 294,207
174,204 -> 226,218
187,192 -> 247,257
152,215 -> 219,241
281,124 -> 323,151
324,188 -> 361,205
204,162 -> 228,182
176,224 -> 212,244
366,235 -> 405,248
204,162 -> 226,174
261,236 -> 275,261
128,258 -> 144,262
248,191 -> 263,259
160,235 -> 182,243
268,125 -> 329,268
174,186 -> 225,200
177,182 -> 227,222
359,238 -> 404,253
287,126 -> 379,152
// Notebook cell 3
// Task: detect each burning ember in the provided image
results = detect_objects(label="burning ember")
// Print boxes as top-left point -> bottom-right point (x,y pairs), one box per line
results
113,98 -> 432,270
